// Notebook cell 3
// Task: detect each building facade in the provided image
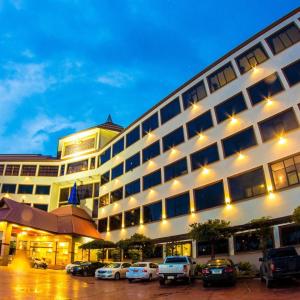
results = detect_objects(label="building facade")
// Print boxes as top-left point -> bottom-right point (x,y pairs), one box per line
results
1,8 -> 300,265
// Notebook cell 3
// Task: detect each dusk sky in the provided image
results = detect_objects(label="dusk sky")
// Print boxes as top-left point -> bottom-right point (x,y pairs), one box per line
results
0,0 -> 299,156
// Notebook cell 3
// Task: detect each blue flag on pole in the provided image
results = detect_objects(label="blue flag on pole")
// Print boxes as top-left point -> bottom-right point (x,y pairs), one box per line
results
68,182 -> 79,206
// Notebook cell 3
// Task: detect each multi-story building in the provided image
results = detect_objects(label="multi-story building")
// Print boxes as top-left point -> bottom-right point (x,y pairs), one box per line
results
1,8 -> 300,266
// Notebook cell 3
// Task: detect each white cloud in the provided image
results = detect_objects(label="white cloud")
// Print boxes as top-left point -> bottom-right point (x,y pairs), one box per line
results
21,49 -> 35,58
96,71 -> 134,88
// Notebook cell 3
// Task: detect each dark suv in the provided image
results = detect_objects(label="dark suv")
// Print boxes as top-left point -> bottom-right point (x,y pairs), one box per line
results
71,262 -> 107,277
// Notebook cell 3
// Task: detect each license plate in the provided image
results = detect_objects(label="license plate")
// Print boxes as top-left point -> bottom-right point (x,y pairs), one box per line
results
167,276 -> 175,279
133,270 -> 139,272
211,269 -> 222,274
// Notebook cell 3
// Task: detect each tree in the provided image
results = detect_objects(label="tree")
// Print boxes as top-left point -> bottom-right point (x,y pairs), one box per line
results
292,206 -> 300,224
249,217 -> 272,253
188,219 -> 231,259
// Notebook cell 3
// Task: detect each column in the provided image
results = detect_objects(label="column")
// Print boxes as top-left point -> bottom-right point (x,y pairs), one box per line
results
273,225 -> 281,248
192,240 -> 197,259
69,238 -> 75,263
162,244 -> 167,259
0,222 -> 12,266
228,236 -> 235,257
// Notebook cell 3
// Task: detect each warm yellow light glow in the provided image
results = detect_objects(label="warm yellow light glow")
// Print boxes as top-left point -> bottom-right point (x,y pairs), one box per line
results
5,193 -> 9,198
171,147 -> 177,155
202,167 -> 209,175
192,103 -> 198,110
140,220 -> 144,225
268,192 -> 275,200
24,176 -> 30,181
278,136 -> 286,145
230,116 -> 237,124
237,152 -> 245,160
190,207 -> 195,213
162,213 -> 166,220
252,66 -> 258,73
225,197 -> 231,205
121,224 -> 125,229
266,97 -> 273,105
198,133 -> 204,140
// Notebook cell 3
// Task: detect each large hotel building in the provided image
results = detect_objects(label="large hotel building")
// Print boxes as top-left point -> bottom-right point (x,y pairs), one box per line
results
0,8 -> 300,266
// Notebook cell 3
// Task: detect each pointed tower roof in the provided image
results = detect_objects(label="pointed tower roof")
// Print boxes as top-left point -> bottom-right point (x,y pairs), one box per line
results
98,115 -> 123,132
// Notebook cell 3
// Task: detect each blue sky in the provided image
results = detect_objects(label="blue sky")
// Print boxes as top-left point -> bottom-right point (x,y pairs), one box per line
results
0,0 -> 299,156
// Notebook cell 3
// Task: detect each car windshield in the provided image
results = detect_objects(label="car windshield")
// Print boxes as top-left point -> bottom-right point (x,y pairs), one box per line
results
207,259 -> 230,267
132,263 -> 147,267
107,263 -> 121,268
268,248 -> 298,258
165,257 -> 187,263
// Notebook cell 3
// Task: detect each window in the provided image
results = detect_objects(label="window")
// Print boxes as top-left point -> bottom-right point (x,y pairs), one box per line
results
60,165 -> 65,176
235,232 -> 273,252
214,92 -> 247,123
258,108 -> 299,142
21,165 -> 37,176
162,127 -> 185,152
98,218 -> 108,232
282,59 -> 300,87
90,157 -> 96,169
125,179 -> 140,197
93,183 -> 100,197
164,157 -> 188,182
99,194 -> 110,207
0,164 -> 4,175
280,225 -> 300,246
35,185 -> 50,195
67,160 -> 88,174
194,181 -> 225,211
197,239 -> 228,256
100,148 -> 111,165
160,97 -> 181,124
111,163 -> 124,180
222,126 -> 257,157
207,62 -> 237,93
228,167 -> 267,202
247,73 -> 284,105
143,201 -> 162,223
166,192 -> 190,218
33,204 -> 48,211
110,187 -> 123,203
270,153 -> 300,190
266,22 -> 300,55
125,152 -> 140,172
166,242 -> 192,257
125,207 -> 140,227
186,110 -> 213,139
100,171 -> 110,185
143,169 -> 162,190
92,199 -> 99,218
18,184 -> 33,194
142,141 -> 160,163
112,138 -> 124,157
38,166 -> 59,177
235,43 -> 269,74
5,164 -> 20,176
109,213 -> 122,231
182,80 -> 207,109
142,113 -> 159,136
190,143 -> 219,171
1,184 -> 16,193
59,187 -> 69,203
126,126 -> 140,147
77,184 -> 93,200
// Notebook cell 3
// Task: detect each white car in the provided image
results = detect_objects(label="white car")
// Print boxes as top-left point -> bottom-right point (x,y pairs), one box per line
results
65,261 -> 83,273
126,262 -> 159,282
95,262 -> 131,280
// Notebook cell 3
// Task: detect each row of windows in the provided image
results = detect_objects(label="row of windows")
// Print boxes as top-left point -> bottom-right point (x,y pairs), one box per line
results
0,164 -> 60,177
1,184 -> 50,195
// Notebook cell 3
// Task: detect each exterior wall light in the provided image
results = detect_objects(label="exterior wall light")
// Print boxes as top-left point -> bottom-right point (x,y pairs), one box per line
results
198,133 -> 204,140
225,197 -> 231,205
230,116 -> 237,124
266,97 -> 273,105
238,152 -> 245,160
202,167 -> 209,175
278,136 -> 286,145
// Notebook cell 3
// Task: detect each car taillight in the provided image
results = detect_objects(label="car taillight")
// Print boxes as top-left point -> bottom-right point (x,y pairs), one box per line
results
183,265 -> 188,272
270,263 -> 275,272
143,269 -> 148,272
224,267 -> 234,273
202,268 -> 210,274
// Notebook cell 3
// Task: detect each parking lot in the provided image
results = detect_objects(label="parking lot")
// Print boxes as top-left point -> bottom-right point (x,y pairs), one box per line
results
1,267 -> 300,300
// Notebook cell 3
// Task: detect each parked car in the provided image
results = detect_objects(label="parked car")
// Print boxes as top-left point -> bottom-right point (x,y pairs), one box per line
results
71,261 -> 106,277
126,262 -> 159,282
157,256 -> 196,285
259,246 -> 300,288
202,258 -> 237,287
31,258 -> 48,269
95,262 -> 131,280
65,261 -> 84,273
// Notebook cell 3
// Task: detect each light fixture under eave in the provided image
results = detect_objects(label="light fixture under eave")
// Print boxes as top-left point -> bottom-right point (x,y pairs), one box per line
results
237,152 -> 245,160
202,167 -> 209,175
266,97 -> 273,105
230,116 -> 238,124
278,136 -> 287,145
225,197 -> 231,205
198,133 -> 204,140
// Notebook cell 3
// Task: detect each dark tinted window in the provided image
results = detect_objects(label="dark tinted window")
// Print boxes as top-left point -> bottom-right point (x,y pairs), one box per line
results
125,207 -> 140,227
235,43 -> 269,74
18,184 -> 33,194
190,143 -> 219,170
166,192 -> 190,218
112,138 -> 124,157
194,181 -> 225,211
100,148 -> 111,165
109,213 -> 122,231
215,92 -> 247,123
162,127 -> 185,152
247,73 -> 284,105
0,164 -> 4,176
280,225 -> 300,246
35,185 -> 50,195
142,113 -> 159,136
98,218 -> 108,232
182,81 -> 207,109
111,163 -> 124,180
1,184 -> 16,193
126,126 -> 140,147
67,160 -> 88,174
110,187 -> 123,203
77,184 -> 93,200
266,23 -> 300,55
142,141 -> 160,163
59,187 -> 69,203
90,157 -> 96,169
125,179 -> 140,197
143,169 -> 162,190
99,193 -> 110,207
282,59 -> 300,87
100,170 -> 110,185
235,233 -> 273,252
38,166 -> 58,177
198,239 -> 228,256
160,98 -> 181,124
5,164 -> 20,176
164,157 -> 188,182
207,62 -> 237,93
125,152 -> 140,172
33,204 -> 48,211
222,126 -> 257,157
186,110 -> 213,139
21,165 -> 37,176
60,165 -> 65,176
228,167 -> 267,202
143,201 -> 162,223
258,108 -> 299,142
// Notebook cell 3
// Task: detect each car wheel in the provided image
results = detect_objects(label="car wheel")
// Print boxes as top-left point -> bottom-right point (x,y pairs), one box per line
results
159,278 -> 166,286
128,279 -> 133,283
203,281 -> 209,288
115,272 -> 120,280
148,274 -> 152,282
266,278 -> 274,288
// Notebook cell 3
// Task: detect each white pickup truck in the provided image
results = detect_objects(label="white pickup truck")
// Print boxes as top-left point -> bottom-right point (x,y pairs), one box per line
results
158,256 -> 196,285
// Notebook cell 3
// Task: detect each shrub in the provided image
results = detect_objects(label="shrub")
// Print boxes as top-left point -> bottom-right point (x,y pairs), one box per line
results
128,249 -> 140,262
194,263 -> 207,275
110,249 -> 121,261
237,261 -> 252,274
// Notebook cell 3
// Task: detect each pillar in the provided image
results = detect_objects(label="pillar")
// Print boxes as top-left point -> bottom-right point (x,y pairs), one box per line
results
162,244 -> 167,259
69,238 -> 76,263
0,222 -> 12,266
273,225 -> 281,248
192,240 -> 197,259
228,236 -> 235,256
